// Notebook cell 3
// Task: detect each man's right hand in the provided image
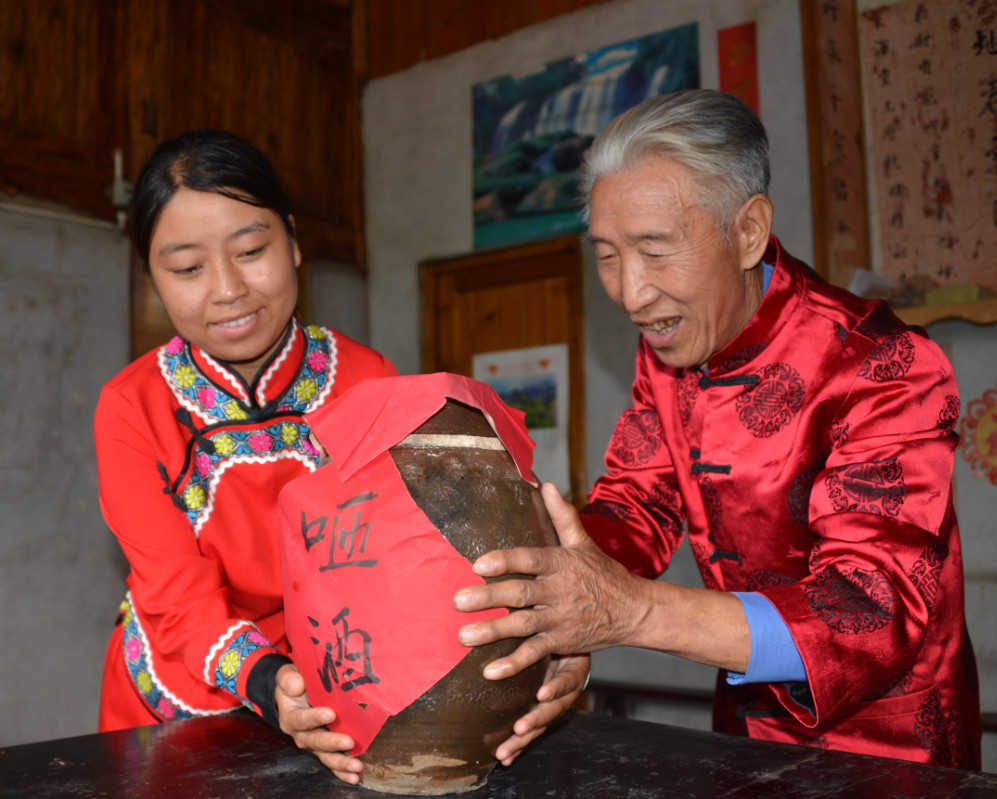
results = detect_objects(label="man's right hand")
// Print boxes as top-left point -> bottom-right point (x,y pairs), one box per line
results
275,663 -> 364,784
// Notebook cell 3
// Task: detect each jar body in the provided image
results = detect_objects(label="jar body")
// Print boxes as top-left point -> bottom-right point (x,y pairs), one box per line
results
357,400 -> 557,795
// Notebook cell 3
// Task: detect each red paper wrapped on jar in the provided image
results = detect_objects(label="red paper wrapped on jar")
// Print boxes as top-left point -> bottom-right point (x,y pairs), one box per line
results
278,373 -> 557,794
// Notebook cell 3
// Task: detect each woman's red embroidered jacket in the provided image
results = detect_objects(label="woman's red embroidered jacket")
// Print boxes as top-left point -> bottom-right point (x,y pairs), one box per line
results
580,238 -> 981,769
95,322 -> 396,728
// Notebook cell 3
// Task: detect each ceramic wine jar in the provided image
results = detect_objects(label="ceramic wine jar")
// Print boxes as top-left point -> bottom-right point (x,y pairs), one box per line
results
356,399 -> 557,795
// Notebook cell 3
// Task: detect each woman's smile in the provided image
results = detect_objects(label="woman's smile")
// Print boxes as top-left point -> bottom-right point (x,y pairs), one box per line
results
148,188 -> 301,382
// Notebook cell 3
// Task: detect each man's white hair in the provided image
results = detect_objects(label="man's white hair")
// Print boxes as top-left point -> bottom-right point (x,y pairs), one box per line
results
579,89 -> 770,241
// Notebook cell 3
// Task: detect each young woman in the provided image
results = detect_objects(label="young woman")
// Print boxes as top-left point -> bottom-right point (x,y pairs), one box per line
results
95,131 -> 583,784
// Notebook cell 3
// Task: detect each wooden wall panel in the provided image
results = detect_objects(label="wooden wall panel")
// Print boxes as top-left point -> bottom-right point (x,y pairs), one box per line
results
0,0 -> 127,218
126,0 -> 361,263
367,0 -> 610,78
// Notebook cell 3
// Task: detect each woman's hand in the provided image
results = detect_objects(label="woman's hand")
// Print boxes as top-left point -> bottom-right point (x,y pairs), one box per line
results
275,663 -> 364,784
494,653 -> 590,766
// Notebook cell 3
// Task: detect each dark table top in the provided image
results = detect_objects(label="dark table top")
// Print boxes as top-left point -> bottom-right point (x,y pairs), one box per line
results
1,710 -> 995,799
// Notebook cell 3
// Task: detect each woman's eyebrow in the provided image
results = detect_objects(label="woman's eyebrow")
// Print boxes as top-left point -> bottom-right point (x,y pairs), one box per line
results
158,222 -> 272,256
229,221 -> 270,240
159,240 -> 198,256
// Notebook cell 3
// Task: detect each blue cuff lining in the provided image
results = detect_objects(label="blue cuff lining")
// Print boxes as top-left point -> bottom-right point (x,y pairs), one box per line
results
727,592 -> 808,685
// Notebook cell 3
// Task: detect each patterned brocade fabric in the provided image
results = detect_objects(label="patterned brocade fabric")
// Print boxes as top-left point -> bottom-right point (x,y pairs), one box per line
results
579,237 -> 981,769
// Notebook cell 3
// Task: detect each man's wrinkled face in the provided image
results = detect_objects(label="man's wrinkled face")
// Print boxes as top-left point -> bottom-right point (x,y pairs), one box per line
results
589,156 -> 763,370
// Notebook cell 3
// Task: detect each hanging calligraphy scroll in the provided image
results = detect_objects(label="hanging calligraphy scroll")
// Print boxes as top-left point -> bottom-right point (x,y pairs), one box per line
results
859,0 -> 997,298
802,0 -> 873,288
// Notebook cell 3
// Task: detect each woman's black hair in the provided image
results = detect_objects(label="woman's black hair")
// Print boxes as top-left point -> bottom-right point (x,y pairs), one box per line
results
132,129 -> 295,266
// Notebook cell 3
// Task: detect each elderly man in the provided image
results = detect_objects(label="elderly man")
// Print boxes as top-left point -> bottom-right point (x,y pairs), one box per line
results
455,89 -> 981,769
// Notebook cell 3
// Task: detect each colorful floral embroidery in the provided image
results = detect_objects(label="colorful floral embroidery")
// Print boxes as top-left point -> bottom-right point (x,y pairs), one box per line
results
213,629 -> 281,709
159,324 -> 336,424
184,484 -> 206,510
157,324 -> 337,533
174,365 -> 197,389
214,434 -> 236,456
120,597 -> 194,721
280,423 -> 299,445
180,421 -> 319,531
223,401 -> 249,421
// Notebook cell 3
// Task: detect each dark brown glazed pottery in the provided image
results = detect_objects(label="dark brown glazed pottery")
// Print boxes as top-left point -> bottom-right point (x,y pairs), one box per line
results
356,399 -> 557,795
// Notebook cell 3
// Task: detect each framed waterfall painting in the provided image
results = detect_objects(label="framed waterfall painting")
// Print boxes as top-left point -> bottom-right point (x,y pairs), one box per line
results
472,23 -> 701,249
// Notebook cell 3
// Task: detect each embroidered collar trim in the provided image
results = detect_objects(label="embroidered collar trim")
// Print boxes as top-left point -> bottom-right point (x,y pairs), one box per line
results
157,323 -> 339,426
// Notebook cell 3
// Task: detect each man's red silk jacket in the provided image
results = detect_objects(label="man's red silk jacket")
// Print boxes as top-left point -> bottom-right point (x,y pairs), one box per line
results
580,237 -> 981,769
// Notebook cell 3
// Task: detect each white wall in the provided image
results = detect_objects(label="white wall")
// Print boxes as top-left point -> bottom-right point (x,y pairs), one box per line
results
0,201 -> 130,745
308,259 -> 369,346
363,0 -> 812,695
928,319 -> 997,773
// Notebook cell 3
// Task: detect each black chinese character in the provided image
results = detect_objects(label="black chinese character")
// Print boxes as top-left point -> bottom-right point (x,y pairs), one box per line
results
301,512 -> 328,551
980,79 -> 997,116
918,86 -> 938,107
827,37 -> 843,64
889,211 -> 904,229
883,154 -> 900,176
879,67 -> 892,87
985,137 -> 997,174
822,2 -> 839,22
917,58 -> 932,75
929,143 -> 941,163
915,4 -> 928,22
888,182 -> 907,198
911,32 -> 933,48
974,29 -> 997,56
833,177 -> 849,202
831,128 -> 846,155
937,264 -> 953,280
319,493 -> 380,571
874,38 -> 889,57
310,610 -> 381,693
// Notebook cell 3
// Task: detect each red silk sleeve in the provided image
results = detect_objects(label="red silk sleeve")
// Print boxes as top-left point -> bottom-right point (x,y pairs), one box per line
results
581,347 -> 685,579
758,328 -> 960,726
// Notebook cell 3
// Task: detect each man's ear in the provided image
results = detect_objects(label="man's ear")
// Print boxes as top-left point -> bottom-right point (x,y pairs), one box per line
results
288,214 -> 302,269
733,194 -> 773,271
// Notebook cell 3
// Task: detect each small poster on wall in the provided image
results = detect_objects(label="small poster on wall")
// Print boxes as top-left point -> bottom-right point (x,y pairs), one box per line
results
472,23 -> 701,249
472,344 -> 570,495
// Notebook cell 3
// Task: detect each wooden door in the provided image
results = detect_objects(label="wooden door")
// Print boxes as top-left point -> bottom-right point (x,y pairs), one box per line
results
422,236 -> 586,503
